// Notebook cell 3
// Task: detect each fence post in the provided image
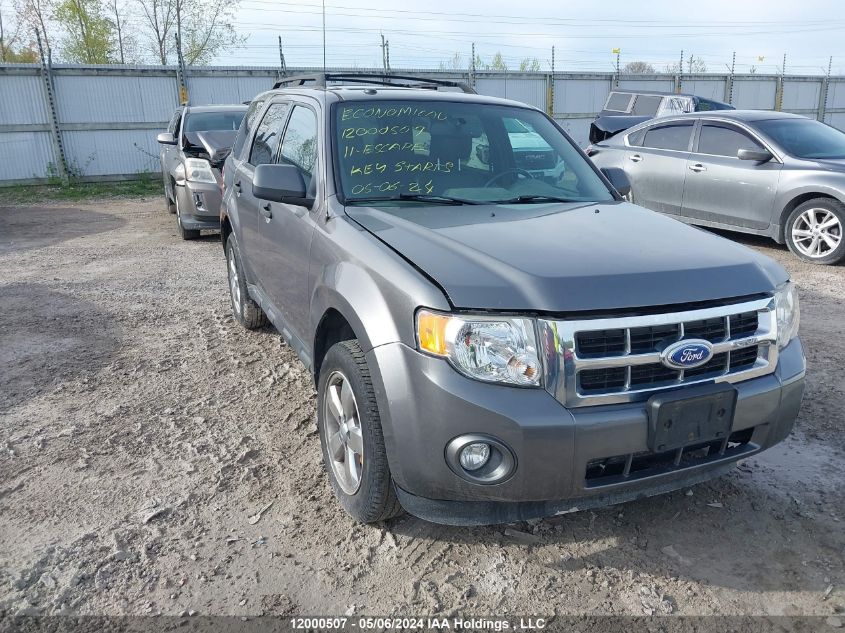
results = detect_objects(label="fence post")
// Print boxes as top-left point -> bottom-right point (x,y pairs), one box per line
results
35,30 -> 68,184
818,56 -> 832,122
547,45 -> 555,117
724,51 -> 736,104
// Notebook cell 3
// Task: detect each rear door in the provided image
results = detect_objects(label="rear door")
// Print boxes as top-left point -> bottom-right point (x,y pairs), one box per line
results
253,102 -> 320,340
234,100 -> 291,273
681,121 -> 781,230
624,119 -> 694,215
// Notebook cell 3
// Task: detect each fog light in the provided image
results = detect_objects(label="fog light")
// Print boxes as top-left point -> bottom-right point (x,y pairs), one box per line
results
459,443 -> 490,471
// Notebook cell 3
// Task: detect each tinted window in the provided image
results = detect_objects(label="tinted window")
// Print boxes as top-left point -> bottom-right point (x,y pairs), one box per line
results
249,102 -> 290,166
696,98 -> 734,112
233,99 -> 264,160
279,106 -> 318,193
643,122 -> 693,151
631,95 -> 662,116
697,124 -> 763,157
756,118 -> 845,159
605,92 -> 632,112
184,111 -> 245,132
334,100 -> 614,204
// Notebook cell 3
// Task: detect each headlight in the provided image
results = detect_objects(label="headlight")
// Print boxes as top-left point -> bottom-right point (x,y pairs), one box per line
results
416,309 -> 541,386
184,158 -> 216,184
774,281 -> 800,349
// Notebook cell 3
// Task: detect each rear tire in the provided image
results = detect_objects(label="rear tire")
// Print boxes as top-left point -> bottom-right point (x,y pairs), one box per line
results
785,198 -> 845,265
317,340 -> 404,524
225,235 -> 268,329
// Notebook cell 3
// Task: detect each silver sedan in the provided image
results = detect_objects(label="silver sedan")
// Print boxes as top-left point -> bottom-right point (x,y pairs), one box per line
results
588,110 -> 845,265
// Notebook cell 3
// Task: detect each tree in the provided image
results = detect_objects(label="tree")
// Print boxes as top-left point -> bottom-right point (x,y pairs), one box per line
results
622,60 -> 655,74
487,51 -> 507,71
665,55 -> 707,74
519,57 -> 541,72
108,0 -> 138,63
13,0 -> 55,58
1,0 -> 38,61
438,51 -> 463,71
54,0 -> 114,63
135,0 -> 243,65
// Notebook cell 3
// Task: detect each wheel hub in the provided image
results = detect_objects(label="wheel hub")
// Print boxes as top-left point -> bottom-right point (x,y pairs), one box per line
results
322,371 -> 364,495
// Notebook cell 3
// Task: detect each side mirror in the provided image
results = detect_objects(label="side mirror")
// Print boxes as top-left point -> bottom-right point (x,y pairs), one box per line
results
737,148 -> 773,162
601,167 -> 632,198
157,132 -> 177,145
253,164 -> 312,206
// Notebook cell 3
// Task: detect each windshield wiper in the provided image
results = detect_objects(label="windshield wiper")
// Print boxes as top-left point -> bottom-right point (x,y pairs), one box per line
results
346,193 -> 481,206
488,194 -> 577,204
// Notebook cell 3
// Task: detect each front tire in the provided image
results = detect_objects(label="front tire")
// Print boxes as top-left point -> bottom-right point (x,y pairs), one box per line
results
317,340 -> 404,524
785,199 -> 845,265
175,190 -> 200,240
225,235 -> 267,329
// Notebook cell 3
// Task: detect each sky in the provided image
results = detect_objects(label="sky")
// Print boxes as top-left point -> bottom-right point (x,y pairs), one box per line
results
216,0 -> 845,74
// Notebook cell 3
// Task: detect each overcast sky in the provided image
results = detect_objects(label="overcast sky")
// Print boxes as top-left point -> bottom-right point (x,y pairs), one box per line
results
219,0 -> 845,74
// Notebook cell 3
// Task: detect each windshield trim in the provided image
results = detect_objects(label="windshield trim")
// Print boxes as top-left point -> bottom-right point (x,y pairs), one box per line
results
329,99 -> 620,207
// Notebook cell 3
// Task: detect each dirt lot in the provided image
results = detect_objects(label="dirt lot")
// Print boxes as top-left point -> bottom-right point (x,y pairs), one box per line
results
1,195 -> 844,622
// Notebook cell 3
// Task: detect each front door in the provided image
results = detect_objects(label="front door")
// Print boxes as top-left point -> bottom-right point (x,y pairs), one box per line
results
681,122 -> 781,230
237,101 -> 291,280
254,103 -> 320,341
624,120 -> 694,215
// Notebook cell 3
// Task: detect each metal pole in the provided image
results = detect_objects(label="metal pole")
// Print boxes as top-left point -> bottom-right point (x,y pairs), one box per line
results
470,42 -> 476,89
385,40 -> 390,73
278,36 -> 287,76
676,49 -> 683,93
175,32 -> 189,104
380,33 -> 387,72
35,29 -> 68,184
726,51 -> 736,104
775,53 -> 786,111
615,50 -> 620,87
547,45 -> 554,117
322,0 -> 326,71
819,56 -> 832,122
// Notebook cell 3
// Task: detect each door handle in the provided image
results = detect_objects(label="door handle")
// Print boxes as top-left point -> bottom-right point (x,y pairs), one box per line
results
629,154 -> 642,163
260,203 -> 273,220
688,163 -> 707,173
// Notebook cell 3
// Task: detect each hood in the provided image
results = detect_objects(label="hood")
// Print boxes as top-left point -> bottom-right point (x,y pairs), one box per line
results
346,202 -> 788,313
195,130 -> 238,166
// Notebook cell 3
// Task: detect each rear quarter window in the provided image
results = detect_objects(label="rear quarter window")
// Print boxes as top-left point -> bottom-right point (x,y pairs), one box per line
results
642,122 -> 694,151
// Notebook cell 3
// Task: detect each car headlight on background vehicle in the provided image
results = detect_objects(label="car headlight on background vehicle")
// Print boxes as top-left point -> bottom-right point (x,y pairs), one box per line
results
184,158 -> 216,184
416,309 -> 541,386
774,281 -> 800,349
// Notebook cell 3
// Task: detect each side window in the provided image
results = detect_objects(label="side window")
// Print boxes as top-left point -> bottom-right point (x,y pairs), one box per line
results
604,91 -> 633,112
233,99 -> 265,160
249,102 -> 290,167
279,106 -> 318,192
627,127 -> 646,147
642,122 -> 694,151
697,124 -> 764,157
630,95 -> 662,116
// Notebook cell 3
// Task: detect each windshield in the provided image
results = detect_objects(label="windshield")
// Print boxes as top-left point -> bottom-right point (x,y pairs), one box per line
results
756,118 -> 845,159
334,100 -> 614,205
184,111 -> 246,133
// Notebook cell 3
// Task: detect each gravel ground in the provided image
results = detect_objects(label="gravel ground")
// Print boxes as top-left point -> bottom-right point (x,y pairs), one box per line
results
0,196 -> 844,622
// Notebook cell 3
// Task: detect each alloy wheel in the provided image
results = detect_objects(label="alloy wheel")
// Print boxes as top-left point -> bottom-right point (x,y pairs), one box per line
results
322,371 -> 364,495
791,208 -> 842,258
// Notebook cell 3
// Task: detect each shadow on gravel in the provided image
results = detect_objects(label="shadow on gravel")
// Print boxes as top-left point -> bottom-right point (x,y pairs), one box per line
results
0,206 -> 126,255
0,283 -> 121,412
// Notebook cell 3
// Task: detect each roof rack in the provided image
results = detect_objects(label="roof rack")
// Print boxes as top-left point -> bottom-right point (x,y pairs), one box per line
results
272,72 -> 476,94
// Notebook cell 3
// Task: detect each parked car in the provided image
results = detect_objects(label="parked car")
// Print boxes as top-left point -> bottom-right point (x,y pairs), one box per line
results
157,104 -> 248,239
589,89 -> 734,145
588,110 -> 845,265
221,73 -> 804,526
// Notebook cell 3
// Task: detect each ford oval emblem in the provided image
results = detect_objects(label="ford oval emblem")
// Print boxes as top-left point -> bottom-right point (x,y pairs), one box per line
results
661,339 -> 714,370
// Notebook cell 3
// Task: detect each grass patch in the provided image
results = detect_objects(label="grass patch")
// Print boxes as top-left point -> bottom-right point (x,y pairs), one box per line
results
0,177 -> 164,206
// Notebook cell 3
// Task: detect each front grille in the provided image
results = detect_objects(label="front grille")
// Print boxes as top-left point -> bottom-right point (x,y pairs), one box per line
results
585,427 -> 757,487
544,297 -> 778,407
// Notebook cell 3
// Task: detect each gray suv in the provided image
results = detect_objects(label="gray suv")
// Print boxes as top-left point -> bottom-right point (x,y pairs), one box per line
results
221,74 -> 805,526
588,110 -> 845,265
157,104 -> 247,239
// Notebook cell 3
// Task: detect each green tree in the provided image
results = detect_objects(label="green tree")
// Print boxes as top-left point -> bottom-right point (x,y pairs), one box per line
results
135,0 -> 243,65
1,0 -> 38,61
13,0 -> 55,58
519,57 -> 541,72
54,0 -> 114,63
487,51 -> 508,71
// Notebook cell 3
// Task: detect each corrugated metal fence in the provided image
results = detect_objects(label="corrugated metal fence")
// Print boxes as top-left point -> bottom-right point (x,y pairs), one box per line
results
2,64 -> 844,185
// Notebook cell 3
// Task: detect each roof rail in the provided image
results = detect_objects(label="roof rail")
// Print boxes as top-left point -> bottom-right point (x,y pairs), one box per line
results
272,72 -> 476,94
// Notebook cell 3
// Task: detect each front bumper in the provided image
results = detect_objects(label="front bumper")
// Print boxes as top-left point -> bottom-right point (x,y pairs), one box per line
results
175,180 -> 223,230
367,337 -> 805,525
